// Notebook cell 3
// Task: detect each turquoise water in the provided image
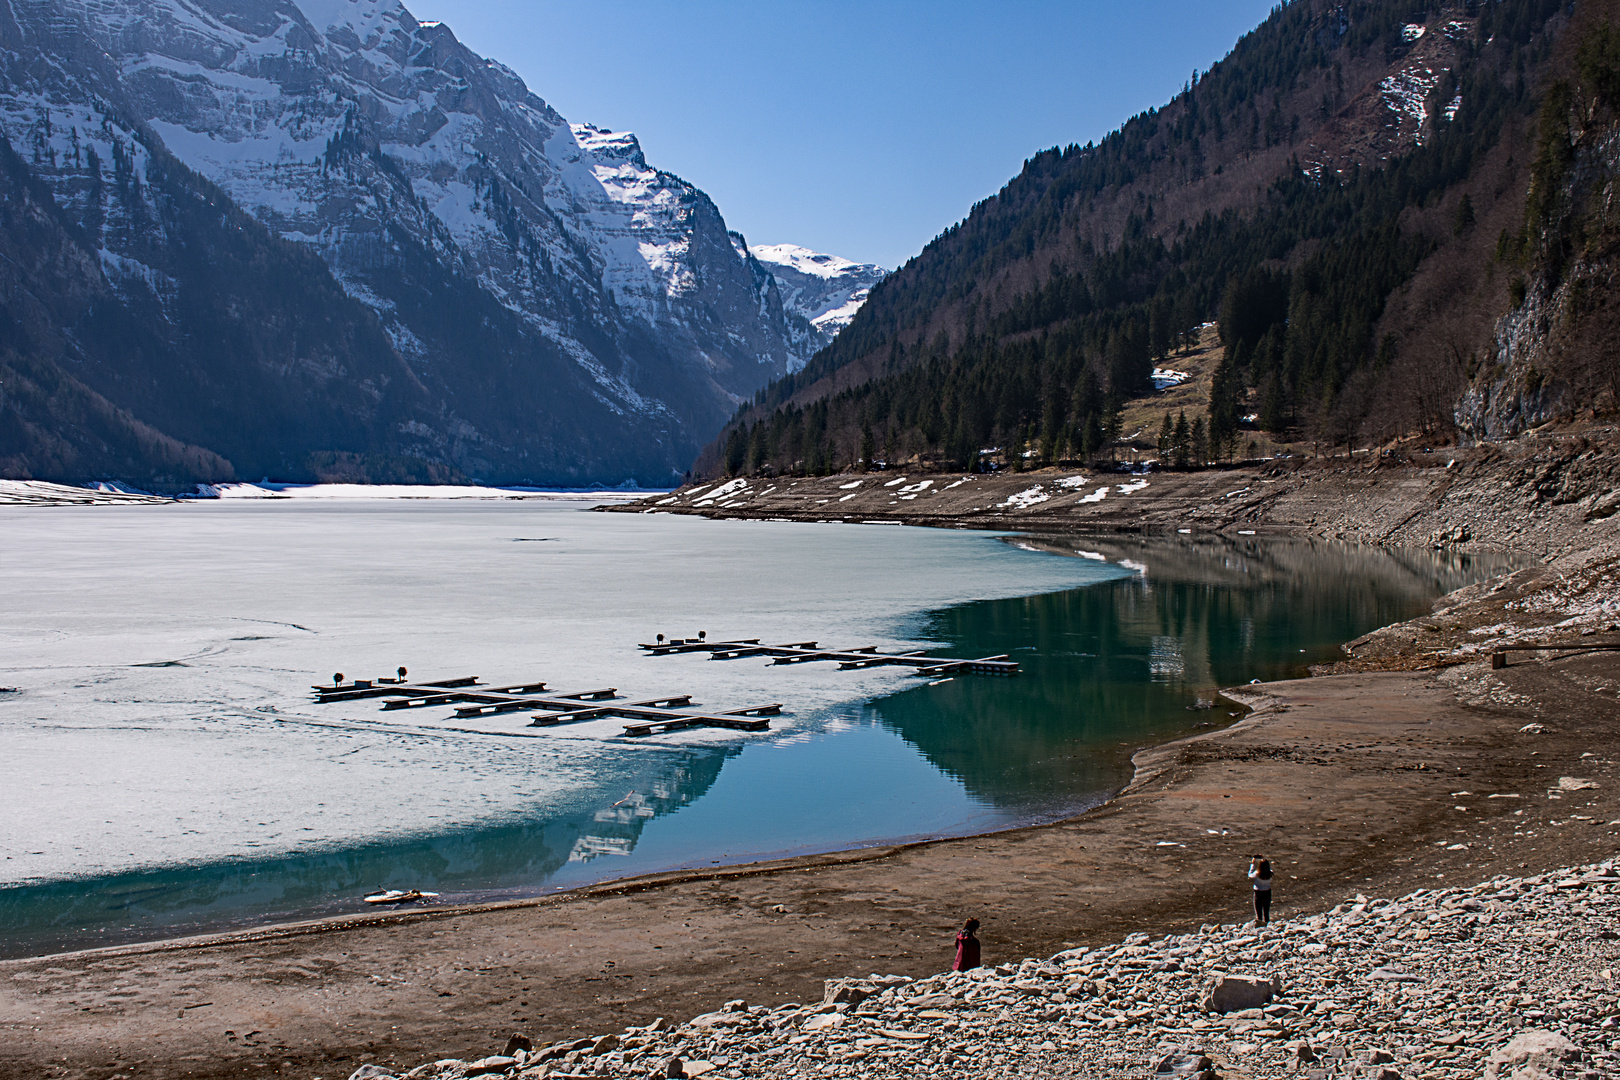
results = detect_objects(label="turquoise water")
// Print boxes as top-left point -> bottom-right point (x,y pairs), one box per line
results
0,505 -> 1513,957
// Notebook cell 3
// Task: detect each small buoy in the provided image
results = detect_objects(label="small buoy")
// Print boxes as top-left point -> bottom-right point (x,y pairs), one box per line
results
698,630 -> 706,640
334,672 -> 345,685
657,633 -> 665,643
397,666 -> 408,679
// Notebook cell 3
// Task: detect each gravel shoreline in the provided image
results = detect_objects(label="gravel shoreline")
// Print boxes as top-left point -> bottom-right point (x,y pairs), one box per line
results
351,858 -> 1620,1080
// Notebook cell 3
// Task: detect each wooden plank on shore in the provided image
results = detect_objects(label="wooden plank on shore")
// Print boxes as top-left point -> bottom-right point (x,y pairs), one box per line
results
1491,641 -> 1620,667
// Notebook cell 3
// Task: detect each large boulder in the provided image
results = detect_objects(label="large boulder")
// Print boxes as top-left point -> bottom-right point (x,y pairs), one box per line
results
1199,974 -> 1281,1013
822,975 -> 909,1005
1486,1030 -> 1582,1080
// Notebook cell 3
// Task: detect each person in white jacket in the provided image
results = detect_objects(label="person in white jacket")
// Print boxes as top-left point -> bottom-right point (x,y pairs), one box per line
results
1249,856 -> 1274,927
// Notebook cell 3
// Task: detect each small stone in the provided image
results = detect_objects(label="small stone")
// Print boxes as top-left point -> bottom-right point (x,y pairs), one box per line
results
1368,967 -> 1421,983
1154,1051 -> 1216,1074
907,994 -> 958,1008
464,1056 -> 516,1076
502,1034 -> 532,1057
535,1038 -> 592,1062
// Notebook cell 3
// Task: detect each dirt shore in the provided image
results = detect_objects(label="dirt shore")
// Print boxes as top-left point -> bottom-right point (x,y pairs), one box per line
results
608,429 -> 1620,563
8,433 -> 1620,1080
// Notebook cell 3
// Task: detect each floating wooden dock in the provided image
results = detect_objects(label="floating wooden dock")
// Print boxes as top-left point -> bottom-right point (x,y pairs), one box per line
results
311,675 -> 781,736
638,636 -> 1020,676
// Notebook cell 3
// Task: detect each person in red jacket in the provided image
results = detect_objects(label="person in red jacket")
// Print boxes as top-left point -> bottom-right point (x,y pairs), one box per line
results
952,917 -> 982,971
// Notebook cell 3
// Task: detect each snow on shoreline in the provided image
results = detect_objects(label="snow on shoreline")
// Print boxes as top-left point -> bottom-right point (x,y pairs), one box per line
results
197,483 -> 655,501
0,480 -> 660,506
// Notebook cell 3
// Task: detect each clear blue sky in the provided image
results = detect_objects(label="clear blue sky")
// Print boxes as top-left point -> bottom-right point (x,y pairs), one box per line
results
410,1 -> 1280,269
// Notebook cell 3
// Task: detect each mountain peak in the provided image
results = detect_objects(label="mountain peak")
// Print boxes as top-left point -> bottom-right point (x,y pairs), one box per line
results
292,0 -> 408,42
571,124 -> 648,169
750,244 -> 886,337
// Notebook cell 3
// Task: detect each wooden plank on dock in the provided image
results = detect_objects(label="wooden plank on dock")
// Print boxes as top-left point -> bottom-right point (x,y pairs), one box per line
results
450,688 -> 619,718
378,681 -> 554,710
637,638 -> 760,655
620,706 -> 777,737
315,675 -> 483,703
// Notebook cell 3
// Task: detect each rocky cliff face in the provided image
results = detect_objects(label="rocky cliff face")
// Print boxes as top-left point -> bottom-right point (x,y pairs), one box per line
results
0,0 -> 869,485
1458,85 -> 1620,441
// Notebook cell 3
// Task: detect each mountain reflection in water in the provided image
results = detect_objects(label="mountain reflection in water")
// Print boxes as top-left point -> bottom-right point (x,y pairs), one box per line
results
870,534 -> 1520,812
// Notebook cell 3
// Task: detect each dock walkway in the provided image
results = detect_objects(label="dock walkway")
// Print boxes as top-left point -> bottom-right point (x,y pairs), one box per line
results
638,636 -> 1019,676
311,677 -> 780,736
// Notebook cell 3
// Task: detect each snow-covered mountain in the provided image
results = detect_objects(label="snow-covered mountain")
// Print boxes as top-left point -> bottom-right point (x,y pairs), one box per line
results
0,0 -> 870,485
750,244 -> 887,345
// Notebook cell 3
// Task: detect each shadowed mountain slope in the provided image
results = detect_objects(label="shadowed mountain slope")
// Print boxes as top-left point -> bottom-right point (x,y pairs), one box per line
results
0,0 -> 873,488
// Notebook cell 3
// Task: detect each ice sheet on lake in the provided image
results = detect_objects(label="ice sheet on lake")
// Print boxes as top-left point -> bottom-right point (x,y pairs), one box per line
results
0,503 -> 1120,886
197,483 -> 651,501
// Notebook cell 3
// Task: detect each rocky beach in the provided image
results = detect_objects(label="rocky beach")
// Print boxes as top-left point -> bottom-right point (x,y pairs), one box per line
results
348,854 -> 1620,1080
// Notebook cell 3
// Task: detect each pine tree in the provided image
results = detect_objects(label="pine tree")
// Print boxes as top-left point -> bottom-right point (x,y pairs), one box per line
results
1452,193 -> 1476,236
1208,357 -> 1242,459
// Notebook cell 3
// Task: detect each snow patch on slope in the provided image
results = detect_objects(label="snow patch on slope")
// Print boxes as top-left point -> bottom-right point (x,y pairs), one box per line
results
750,244 -> 864,279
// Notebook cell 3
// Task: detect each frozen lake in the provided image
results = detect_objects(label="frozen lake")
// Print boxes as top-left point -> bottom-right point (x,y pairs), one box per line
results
0,500 -> 1509,955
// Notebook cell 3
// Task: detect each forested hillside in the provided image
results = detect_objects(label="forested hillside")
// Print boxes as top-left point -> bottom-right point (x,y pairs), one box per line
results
700,0 -> 1615,478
